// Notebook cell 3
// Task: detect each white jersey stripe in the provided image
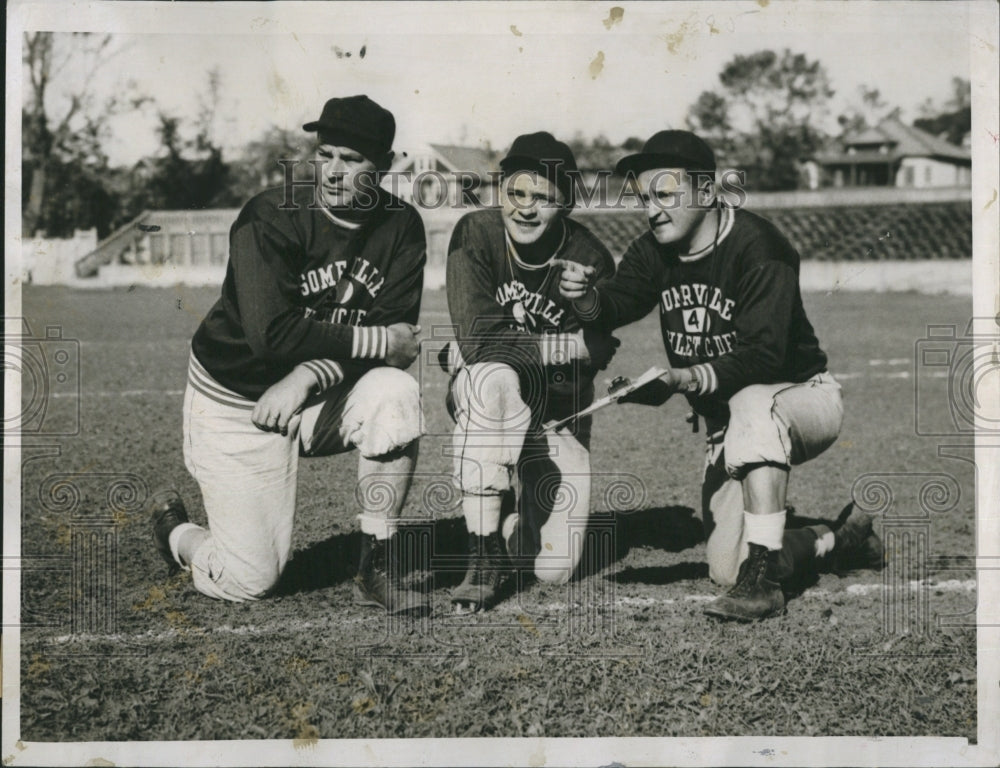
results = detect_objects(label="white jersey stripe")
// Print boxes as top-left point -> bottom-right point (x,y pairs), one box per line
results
187,354 -> 255,411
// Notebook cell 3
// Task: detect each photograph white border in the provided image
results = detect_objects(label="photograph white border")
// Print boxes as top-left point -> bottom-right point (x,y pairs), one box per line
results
4,2 -> 998,766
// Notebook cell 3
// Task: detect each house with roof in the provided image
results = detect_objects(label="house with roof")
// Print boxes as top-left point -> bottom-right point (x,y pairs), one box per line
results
389,143 -> 500,208
810,117 -> 971,189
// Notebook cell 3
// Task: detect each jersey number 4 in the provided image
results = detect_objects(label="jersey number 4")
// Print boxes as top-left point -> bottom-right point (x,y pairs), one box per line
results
684,307 -> 708,333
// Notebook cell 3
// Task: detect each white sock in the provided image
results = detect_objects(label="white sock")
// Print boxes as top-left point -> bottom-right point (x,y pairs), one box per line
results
168,522 -> 203,568
463,494 -> 503,536
814,529 -> 836,557
357,514 -> 397,540
744,509 -> 786,551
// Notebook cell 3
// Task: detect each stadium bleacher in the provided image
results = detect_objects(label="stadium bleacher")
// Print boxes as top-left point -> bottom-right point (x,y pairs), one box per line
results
575,201 -> 972,262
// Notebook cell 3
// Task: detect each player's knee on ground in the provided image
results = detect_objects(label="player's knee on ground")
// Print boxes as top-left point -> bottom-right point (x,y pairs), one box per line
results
531,521 -> 584,585
533,560 -> 576,585
190,546 -> 284,602
228,565 -> 282,601
706,536 -> 744,587
348,367 -> 423,458
702,472 -> 746,587
531,521 -> 585,585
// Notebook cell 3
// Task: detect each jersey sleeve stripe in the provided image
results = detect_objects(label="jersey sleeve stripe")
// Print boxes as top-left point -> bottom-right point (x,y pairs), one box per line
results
539,333 -> 572,366
351,327 -> 387,360
329,360 -> 345,383
573,291 -> 602,322
301,361 -> 331,390
318,359 -> 344,385
301,360 -> 345,392
351,327 -> 363,358
693,363 -> 719,395
378,327 -> 388,360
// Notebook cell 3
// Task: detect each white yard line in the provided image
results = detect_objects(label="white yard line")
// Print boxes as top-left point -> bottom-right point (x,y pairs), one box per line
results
48,615 -> 379,645
608,578 -> 976,609
836,371 -> 946,380
49,390 -> 185,398
44,579 -> 976,645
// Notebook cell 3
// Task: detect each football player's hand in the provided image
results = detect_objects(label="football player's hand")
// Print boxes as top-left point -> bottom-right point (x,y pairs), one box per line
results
618,378 -> 674,406
617,368 -> 691,406
386,323 -> 421,368
579,329 -> 621,370
252,366 -> 317,435
554,259 -> 596,300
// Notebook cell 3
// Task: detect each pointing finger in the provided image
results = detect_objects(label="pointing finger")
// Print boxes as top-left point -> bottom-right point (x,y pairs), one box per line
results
557,259 -> 593,276
554,259 -> 590,273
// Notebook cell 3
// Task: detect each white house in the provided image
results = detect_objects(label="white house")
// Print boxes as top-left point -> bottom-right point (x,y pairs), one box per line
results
388,143 -> 499,209
810,117 -> 971,189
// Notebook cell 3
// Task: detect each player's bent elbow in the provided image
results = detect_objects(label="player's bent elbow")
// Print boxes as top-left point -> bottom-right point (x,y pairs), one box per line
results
746,357 -> 784,386
244,333 -> 287,365
251,317 -> 309,364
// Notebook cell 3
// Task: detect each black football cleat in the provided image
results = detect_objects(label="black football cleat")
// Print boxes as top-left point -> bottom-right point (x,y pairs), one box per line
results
353,533 -> 430,616
451,531 -> 511,613
852,532 -> 886,571
703,543 -> 786,621
832,503 -> 884,572
148,489 -> 189,575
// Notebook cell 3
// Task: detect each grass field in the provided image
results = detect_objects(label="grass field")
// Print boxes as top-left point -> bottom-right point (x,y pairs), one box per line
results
15,283 -> 977,742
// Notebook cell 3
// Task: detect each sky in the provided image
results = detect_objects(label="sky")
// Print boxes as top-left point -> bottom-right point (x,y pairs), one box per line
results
20,1 -> 976,167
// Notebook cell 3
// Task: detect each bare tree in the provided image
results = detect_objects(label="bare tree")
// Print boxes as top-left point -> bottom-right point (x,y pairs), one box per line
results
22,32 -> 142,236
